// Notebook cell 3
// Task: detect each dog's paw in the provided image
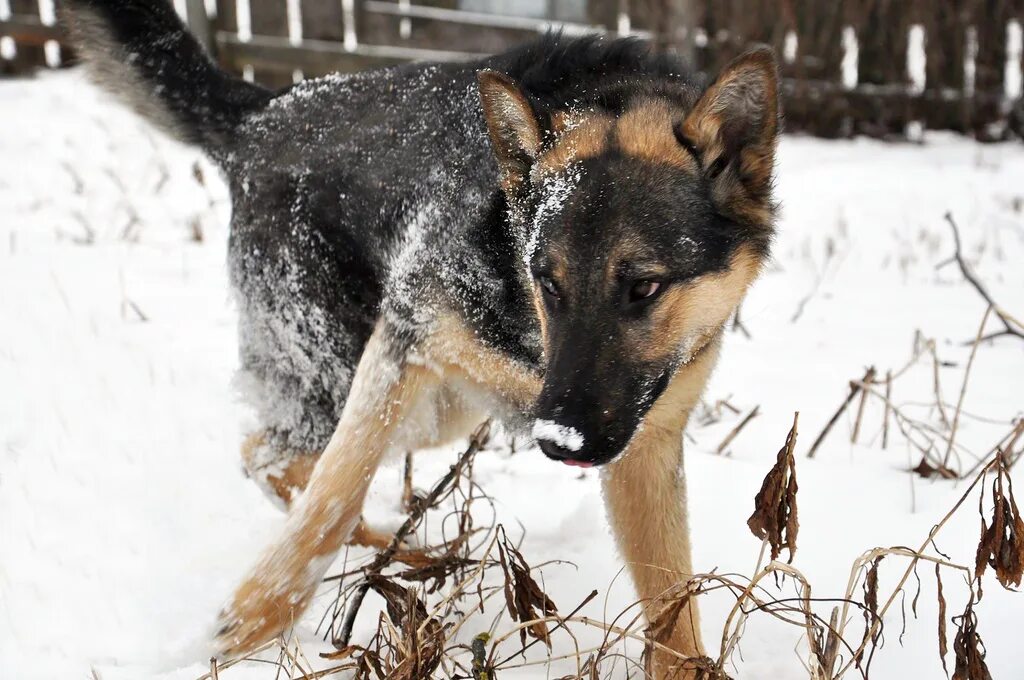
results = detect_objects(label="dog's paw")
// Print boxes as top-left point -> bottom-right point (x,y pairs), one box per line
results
213,550 -> 331,659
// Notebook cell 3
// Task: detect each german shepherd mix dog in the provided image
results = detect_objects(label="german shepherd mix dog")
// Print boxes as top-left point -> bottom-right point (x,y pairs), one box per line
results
66,0 -> 779,675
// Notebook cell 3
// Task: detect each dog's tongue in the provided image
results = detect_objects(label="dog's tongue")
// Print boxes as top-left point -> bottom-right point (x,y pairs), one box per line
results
562,459 -> 594,468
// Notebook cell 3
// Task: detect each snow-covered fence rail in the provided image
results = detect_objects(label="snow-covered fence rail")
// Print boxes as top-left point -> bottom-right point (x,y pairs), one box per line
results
2,0 -> 1024,140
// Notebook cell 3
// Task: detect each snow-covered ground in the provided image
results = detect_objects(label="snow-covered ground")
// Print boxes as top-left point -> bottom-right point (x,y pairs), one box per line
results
1,71 -> 1022,680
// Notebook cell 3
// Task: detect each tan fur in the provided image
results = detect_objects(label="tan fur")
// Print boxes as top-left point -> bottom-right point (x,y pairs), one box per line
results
602,336 -> 723,678
679,50 -> 779,229
419,312 -> 543,410
639,245 -> 763,364
240,432 -> 318,507
535,101 -> 704,179
216,316 -> 543,657
217,323 -> 440,657
534,114 -> 613,177
614,100 -> 701,172
478,71 -> 543,195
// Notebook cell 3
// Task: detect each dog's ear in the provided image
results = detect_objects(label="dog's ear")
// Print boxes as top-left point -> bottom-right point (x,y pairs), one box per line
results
478,70 -> 543,195
678,47 -> 779,224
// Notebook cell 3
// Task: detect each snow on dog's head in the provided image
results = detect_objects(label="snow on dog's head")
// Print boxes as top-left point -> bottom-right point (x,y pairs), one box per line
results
478,49 -> 780,466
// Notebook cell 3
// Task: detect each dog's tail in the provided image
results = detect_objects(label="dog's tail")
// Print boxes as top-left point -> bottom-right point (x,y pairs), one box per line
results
63,0 -> 272,155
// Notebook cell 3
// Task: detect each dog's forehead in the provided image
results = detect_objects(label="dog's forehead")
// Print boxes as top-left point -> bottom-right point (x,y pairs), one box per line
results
532,98 -> 699,181
530,157 -> 727,281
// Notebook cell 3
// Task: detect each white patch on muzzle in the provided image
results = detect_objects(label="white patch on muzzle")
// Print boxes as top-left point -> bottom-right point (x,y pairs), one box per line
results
532,419 -> 585,452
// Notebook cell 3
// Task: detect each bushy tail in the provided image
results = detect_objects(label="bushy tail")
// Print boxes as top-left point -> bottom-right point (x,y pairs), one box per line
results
63,0 -> 272,154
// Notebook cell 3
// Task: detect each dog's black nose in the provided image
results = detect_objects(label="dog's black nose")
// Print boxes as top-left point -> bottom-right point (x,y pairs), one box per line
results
538,439 -> 573,461
537,440 -> 596,467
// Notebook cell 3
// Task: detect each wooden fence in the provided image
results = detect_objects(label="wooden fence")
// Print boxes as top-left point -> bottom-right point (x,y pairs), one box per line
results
3,0 -> 1024,140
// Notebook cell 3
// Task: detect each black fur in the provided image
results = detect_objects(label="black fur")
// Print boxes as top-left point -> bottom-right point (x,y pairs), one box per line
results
64,0 -> 272,154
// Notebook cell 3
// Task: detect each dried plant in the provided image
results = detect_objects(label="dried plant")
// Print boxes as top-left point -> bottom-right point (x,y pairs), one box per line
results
197,388 -> 1019,680
951,598 -> 993,680
747,412 -> 800,562
974,458 -> 1024,590
497,527 -> 559,649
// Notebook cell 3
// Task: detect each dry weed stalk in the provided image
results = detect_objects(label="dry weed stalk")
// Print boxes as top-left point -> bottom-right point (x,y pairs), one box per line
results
808,310 -> 1016,481
806,368 -> 874,459
716,405 -> 760,455
940,213 -> 1024,343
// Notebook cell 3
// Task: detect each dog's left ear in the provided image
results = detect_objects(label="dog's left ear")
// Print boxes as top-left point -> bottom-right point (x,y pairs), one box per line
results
678,47 -> 780,223
478,70 -> 543,195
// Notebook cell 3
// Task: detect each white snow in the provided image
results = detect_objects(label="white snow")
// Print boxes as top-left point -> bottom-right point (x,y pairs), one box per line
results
2,70 -> 1024,680
523,164 -> 580,270
531,418 -> 585,452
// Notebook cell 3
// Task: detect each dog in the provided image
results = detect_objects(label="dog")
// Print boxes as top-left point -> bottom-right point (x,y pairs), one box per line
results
65,1 -> 779,675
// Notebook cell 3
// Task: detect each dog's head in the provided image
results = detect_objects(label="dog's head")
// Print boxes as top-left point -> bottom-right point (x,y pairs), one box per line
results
478,48 -> 779,466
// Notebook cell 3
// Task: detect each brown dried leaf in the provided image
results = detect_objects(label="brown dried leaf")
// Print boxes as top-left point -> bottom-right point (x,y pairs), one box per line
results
647,586 -> 692,646
952,600 -> 993,680
864,556 -> 883,619
937,564 -> 948,675
394,533 -> 473,593
747,412 -> 800,562
974,462 -> 1024,589
367,576 -> 445,680
912,456 -> 958,480
497,528 -> 558,649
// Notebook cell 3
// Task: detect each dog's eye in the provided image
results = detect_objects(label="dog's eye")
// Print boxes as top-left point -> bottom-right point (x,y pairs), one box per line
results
537,275 -> 560,299
628,280 -> 662,303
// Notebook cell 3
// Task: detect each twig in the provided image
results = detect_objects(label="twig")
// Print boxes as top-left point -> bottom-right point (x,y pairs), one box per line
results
851,380 -> 963,475
851,367 -> 877,444
961,419 -> 1024,480
402,451 -> 415,513
942,212 -> 1024,343
808,367 -> 874,458
716,405 -> 760,454
334,421 -> 491,648
791,242 -> 835,324
941,306 -> 991,469
731,303 -> 752,339
882,370 -> 892,450
927,340 -> 952,431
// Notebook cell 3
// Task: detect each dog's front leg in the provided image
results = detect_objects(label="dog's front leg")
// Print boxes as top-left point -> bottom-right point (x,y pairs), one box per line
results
603,422 -> 705,679
214,321 -> 435,658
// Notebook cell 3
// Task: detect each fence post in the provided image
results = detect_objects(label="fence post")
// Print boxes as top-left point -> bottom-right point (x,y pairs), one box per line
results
587,0 -> 620,34
249,0 -> 292,87
186,0 -> 214,56
212,0 -> 242,76
972,2 -> 1013,139
633,0 -> 698,63
302,0 -> 345,78
7,0 -> 46,73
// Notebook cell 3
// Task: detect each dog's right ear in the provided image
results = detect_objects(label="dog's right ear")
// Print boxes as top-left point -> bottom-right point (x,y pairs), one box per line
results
478,70 -> 542,195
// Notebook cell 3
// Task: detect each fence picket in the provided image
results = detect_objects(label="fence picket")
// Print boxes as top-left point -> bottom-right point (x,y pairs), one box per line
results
5,0 -> 46,73
249,0 -> 293,87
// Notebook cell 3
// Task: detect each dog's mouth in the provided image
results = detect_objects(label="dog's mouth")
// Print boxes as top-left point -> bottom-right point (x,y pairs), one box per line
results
537,440 -> 618,467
